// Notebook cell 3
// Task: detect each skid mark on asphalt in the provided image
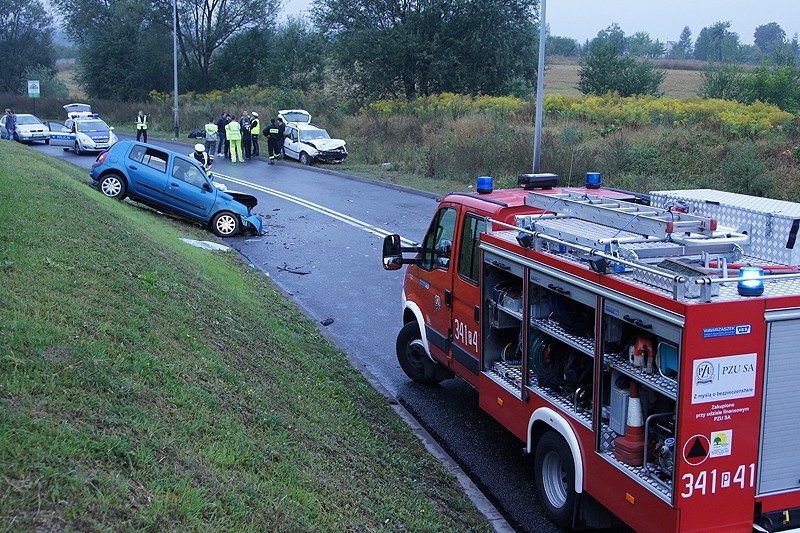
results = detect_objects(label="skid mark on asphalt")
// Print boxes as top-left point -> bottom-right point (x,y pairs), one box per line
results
217,173 -> 417,246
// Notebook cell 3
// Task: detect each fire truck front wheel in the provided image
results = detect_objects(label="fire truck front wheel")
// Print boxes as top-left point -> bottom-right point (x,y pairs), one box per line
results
535,431 -> 576,528
396,322 -> 445,385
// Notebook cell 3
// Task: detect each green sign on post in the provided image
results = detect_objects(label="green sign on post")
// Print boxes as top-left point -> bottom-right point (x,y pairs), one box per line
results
27,80 -> 40,114
27,80 -> 40,98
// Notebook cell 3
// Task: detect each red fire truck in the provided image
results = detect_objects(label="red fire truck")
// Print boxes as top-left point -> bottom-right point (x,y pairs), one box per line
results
382,173 -> 800,532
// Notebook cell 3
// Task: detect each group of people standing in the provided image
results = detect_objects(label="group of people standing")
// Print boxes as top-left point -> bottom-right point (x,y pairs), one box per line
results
131,109 -> 287,167
203,112 -> 286,164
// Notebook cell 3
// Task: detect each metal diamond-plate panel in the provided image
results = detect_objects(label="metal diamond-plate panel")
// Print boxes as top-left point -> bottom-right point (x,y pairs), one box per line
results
652,190 -> 800,265
605,352 -> 678,398
600,451 -> 673,501
530,318 -> 595,356
488,362 -> 593,427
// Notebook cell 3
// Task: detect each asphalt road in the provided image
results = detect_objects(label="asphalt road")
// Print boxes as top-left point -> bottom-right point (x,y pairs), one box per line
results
32,138 -> 563,533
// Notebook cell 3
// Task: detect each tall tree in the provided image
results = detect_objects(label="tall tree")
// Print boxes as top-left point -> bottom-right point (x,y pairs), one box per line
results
590,23 -> 625,55
694,21 -> 741,62
56,0 -> 282,97
754,22 -> 786,56
55,0 -> 173,99
0,0 -> 57,93
547,36 -> 581,57
670,26 -> 693,59
215,17 -> 328,92
312,0 -> 537,101
153,0 -> 283,91
625,31 -> 665,58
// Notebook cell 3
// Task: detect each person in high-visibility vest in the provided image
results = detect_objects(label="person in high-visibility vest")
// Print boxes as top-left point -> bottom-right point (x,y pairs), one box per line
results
225,114 -> 243,163
136,110 -> 148,143
203,117 -> 218,154
250,112 -> 260,157
190,143 -> 213,172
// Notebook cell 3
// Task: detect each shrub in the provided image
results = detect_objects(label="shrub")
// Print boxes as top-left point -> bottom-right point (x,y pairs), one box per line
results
578,45 -> 665,97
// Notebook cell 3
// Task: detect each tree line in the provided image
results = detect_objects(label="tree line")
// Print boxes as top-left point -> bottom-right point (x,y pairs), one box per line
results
1,0 -> 539,102
2,0 -> 798,112
573,22 -> 800,112
549,21 -> 800,64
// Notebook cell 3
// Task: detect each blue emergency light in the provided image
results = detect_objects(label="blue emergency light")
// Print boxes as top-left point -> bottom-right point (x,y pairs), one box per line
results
586,172 -> 602,189
737,266 -> 765,297
476,176 -> 493,194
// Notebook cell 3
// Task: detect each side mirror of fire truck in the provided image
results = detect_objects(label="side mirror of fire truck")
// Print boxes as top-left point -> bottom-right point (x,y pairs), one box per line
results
382,234 -> 420,270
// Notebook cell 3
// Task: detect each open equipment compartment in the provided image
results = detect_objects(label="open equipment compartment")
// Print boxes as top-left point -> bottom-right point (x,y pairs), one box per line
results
526,267 -> 597,427
598,298 -> 681,502
482,250 -> 526,397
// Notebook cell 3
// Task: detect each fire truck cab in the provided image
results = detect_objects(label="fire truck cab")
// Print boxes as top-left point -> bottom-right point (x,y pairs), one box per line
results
383,174 -> 800,532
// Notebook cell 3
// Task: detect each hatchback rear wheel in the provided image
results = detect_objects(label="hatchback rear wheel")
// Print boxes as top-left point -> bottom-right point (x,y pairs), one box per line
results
98,173 -> 127,200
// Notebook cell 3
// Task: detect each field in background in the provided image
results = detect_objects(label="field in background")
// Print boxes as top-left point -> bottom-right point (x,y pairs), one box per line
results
544,62 -> 703,98
55,58 -> 84,100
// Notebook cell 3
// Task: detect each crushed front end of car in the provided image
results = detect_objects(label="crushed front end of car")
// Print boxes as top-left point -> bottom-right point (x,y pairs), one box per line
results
227,191 -> 263,235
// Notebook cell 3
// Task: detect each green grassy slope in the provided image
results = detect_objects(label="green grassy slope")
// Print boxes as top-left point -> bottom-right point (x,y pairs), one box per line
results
0,143 -> 488,531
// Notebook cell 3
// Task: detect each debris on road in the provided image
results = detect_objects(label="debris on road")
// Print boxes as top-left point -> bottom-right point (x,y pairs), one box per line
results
278,263 -> 311,275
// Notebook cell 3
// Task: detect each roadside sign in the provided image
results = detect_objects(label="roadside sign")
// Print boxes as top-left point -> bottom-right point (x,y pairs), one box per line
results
27,80 -> 40,98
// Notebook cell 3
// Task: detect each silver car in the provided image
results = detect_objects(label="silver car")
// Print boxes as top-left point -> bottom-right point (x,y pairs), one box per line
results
0,114 -> 50,144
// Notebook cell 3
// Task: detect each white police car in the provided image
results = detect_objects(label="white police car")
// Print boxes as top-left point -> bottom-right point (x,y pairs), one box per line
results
48,103 -> 118,155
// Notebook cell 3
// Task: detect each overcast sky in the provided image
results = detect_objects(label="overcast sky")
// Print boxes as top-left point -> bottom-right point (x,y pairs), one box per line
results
281,0 -> 799,45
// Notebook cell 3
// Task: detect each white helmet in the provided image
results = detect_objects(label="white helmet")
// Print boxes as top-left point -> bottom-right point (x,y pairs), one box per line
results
194,143 -> 205,152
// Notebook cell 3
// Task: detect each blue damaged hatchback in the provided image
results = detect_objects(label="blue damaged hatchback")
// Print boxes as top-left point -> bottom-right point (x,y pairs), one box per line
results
90,141 -> 262,237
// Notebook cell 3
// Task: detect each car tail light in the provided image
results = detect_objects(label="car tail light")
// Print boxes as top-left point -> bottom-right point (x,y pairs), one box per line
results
95,151 -> 108,164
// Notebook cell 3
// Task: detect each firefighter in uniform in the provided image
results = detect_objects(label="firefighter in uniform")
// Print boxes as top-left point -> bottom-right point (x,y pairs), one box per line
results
190,143 -> 213,172
136,110 -> 148,143
266,118 -> 282,164
276,117 -> 287,159
250,112 -> 260,157
225,114 -> 243,163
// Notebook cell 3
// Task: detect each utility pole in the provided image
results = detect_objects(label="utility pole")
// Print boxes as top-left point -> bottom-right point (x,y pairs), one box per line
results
532,0 -> 547,173
173,0 -> 179,138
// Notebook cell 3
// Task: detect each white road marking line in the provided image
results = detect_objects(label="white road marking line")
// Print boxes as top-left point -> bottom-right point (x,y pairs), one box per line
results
216,173 -> 418,246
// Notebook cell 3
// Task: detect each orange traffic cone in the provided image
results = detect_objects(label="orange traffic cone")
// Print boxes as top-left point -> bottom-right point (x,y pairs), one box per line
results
614,381 -> 645,466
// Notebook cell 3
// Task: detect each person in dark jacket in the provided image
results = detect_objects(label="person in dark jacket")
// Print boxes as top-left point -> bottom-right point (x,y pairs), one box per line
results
276,117 -> 287,159
4,109 -> 16,141
266,118 -> 281,164
216,112 -> 228,157
240,112 -> 252,160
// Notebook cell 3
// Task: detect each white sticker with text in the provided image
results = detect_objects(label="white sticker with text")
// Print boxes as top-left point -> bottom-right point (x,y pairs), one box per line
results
691,353 -> 757,404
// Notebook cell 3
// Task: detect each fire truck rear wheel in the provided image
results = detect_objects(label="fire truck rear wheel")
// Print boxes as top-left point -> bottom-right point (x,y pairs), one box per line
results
535,431 -> 576,528
396,321 -> 444,385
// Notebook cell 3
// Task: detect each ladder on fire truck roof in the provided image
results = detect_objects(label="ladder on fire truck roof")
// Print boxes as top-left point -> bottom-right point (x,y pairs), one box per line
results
521,190 -> 750,261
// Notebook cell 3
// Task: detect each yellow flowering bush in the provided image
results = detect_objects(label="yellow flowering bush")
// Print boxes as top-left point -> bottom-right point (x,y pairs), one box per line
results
364,93 -> 526,120
543,93 -> 796,136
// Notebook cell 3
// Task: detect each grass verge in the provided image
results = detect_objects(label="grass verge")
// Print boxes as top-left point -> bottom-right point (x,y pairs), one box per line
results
0,142 -> 489,531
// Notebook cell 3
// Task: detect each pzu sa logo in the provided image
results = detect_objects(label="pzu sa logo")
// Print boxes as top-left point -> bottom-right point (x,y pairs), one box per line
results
695,361 -> 715,385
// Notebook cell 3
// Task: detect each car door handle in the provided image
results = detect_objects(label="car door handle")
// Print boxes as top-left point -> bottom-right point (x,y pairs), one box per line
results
170,182 -> 180,187
129,165 -> 138,170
